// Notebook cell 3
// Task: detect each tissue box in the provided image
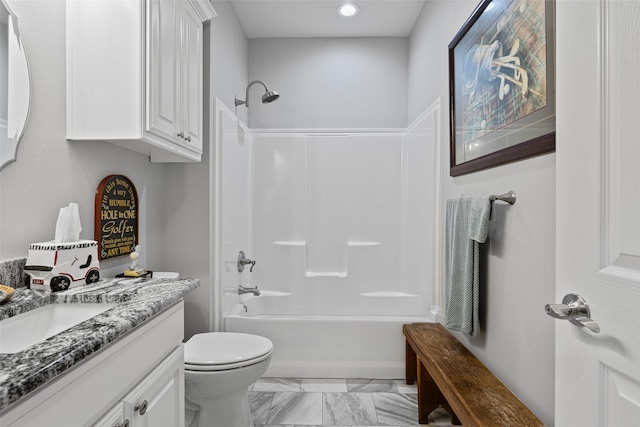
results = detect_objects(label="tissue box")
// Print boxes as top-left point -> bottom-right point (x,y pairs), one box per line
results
24,240 -> 100,292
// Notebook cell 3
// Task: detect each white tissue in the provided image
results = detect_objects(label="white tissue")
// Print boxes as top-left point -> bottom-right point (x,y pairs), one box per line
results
54,203 -> 82,242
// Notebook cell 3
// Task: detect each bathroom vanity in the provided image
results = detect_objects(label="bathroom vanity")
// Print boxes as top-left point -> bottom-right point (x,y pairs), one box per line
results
0,277 -> 199,426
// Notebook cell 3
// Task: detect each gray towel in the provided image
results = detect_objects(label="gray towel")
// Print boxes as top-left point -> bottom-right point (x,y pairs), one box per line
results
445,196 -> 491,336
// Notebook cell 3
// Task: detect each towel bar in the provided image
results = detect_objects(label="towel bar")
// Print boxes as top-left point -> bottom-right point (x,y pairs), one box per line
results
490,190 -> 516,205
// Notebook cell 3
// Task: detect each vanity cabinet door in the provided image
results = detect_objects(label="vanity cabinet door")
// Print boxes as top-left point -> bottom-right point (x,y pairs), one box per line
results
93,403 -> 126,427
124,346 -> 185,427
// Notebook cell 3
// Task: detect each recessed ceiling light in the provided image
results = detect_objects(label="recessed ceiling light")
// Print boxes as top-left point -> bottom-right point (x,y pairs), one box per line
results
337,2 -> 359,17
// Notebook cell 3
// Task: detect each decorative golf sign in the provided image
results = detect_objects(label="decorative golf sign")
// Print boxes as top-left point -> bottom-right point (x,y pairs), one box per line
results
95,175 -> 139,260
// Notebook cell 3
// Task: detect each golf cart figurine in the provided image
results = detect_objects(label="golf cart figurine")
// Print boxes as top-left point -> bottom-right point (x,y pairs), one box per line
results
24,203 -> 101,292
24,240 -> 101,292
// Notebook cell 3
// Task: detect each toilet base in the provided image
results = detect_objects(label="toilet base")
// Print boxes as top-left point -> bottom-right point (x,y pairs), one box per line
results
185,395 -> 199,427
189,389 -> 253,427
184,356 -> 270,427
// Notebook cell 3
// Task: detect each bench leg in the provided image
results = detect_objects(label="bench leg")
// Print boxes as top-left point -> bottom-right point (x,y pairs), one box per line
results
417,359 -> 462,425
442,401 -> 462,425
405,340 -> 417,385
417,358 -> 442,424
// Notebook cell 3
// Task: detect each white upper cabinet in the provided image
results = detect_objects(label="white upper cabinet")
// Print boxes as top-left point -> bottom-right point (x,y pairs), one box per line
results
181,2 -> 206,153
66,0 -> 215,163
146,0 -> 181,147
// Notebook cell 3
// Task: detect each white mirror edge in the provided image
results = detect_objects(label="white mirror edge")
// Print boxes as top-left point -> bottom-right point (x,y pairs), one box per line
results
0,0 -> 31,170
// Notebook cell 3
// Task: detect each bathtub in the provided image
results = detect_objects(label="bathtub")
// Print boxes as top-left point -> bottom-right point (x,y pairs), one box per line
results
224,291 -> 432,378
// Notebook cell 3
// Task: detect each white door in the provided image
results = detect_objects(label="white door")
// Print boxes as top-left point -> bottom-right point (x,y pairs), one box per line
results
555,1 -> 640,426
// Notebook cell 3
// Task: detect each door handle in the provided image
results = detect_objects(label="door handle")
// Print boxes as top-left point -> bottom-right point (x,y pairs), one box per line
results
545,293 -> 600,333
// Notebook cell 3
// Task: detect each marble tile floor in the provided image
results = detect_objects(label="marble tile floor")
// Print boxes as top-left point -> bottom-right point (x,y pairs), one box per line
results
249,378 -> 454,427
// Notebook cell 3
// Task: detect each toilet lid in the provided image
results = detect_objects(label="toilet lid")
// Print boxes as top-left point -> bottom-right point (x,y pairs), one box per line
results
184,332 -> 273,370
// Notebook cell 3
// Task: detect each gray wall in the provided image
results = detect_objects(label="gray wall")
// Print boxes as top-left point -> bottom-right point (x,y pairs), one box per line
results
208,0 -> 249,124
409,2 -> 556,424
247,37 -> 408,129
0,0 -> 165,277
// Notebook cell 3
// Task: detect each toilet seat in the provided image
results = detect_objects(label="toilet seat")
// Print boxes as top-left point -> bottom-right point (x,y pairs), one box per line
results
184,332 -> 273,372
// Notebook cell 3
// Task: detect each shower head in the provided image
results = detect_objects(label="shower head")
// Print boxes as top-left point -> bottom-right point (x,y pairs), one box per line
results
235,80 -> 281,108
262,90 -> 280,104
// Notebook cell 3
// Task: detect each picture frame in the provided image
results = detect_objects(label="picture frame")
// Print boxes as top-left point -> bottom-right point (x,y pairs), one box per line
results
94,175 -> 139,260
448,0 -> 555,176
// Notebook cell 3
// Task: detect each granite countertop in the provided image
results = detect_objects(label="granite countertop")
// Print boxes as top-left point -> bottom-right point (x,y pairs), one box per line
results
0,277 -> 199,412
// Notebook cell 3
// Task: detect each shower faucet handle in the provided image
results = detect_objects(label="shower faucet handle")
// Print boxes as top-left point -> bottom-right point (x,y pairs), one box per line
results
237,250 -> 256,273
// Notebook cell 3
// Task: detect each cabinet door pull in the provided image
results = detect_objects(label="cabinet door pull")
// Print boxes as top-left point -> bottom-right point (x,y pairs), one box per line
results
177,131 -> 185,138
185,135 -> 191,142
115,420 -> 130,427
135,400 -> 149,415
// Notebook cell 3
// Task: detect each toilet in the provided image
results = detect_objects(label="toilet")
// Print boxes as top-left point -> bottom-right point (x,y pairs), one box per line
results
184,332 -> 273,427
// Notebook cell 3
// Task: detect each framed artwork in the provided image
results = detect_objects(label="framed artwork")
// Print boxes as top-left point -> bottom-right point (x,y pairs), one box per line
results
95,175 -> 139,260
449,0 -> 555,176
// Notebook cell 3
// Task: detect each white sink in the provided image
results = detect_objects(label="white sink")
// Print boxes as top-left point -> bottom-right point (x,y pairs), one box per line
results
0,303 -> 117,354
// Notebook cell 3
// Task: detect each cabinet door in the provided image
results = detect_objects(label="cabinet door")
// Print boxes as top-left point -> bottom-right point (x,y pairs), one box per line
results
125,347 -> 185,427
180,0 -> 204,154
147,0 -> 181,142
93,402 -> 126,427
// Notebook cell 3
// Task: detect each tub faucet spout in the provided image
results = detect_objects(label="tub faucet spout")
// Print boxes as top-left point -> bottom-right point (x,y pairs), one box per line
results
239,285 -> 260,296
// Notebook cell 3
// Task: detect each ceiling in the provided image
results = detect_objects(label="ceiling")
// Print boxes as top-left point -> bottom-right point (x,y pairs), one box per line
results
228,0 -> 428,39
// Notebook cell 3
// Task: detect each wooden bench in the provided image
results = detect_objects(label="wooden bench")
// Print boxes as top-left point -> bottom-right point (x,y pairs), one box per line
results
403,323 -> 543,427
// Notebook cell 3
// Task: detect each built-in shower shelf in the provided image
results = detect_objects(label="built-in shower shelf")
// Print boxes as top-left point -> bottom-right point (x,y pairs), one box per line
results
273,241 -> 306,246
361,291 -> 418,297
305,272 -> 348,278
347,241 -> 380,247
273,241 -> 380,247
273,240 -> 379,279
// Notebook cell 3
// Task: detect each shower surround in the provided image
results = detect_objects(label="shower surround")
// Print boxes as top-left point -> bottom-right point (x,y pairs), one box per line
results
214,98 -> 442,378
